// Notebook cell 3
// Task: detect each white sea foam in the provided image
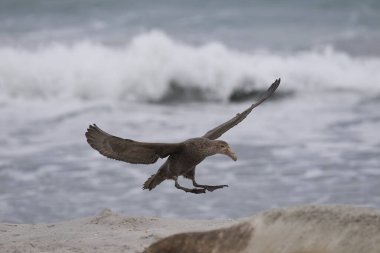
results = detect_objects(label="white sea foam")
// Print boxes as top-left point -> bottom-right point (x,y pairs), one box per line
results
0,31 -> 379,102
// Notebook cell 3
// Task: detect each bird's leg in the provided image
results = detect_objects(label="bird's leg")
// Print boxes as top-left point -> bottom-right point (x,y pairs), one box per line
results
184,169 -> 228,192
191,178 -> 228,192
174,177 -> 206,194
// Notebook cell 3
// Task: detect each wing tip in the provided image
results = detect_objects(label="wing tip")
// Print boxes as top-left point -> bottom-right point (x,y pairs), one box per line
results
86,123 -> 96,132
86,123 -> 110,137
87,123 -> 98,131
270,78 -> 281,91
85,123 -> 108,146
255,77 -> 281,101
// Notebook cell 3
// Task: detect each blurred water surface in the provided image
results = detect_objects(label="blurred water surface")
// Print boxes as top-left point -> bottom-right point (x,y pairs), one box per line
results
0,0 -> 379,223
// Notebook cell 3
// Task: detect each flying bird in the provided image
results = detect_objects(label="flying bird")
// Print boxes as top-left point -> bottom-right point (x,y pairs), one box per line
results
85,78 -> 280,194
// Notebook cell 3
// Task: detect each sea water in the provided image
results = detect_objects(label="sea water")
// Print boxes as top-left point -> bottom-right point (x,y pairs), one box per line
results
0,0 -> 379,223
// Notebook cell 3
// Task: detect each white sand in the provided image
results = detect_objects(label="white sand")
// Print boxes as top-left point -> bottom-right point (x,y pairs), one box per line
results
2,205 -> 380,253
0,208 -> 234,253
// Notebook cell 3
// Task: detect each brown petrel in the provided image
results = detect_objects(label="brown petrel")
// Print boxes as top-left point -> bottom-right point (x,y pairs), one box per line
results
85,78 -> 280,194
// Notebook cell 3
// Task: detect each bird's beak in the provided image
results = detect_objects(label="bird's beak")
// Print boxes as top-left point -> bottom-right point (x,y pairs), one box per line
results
224,147 -> 237,161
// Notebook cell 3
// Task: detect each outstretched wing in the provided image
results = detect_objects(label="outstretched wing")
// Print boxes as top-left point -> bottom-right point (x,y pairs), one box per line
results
86,124 -> 184,164
202,78 -> 280,140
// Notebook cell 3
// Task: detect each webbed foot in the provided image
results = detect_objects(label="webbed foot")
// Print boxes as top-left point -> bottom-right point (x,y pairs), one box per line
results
190,188 -> 207,194
203,184 -> 229,192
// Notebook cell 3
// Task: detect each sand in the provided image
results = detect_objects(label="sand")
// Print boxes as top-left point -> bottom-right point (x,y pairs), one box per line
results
145,205 -> 380,253
2,205 -> 380,253
0,208 -> 234,253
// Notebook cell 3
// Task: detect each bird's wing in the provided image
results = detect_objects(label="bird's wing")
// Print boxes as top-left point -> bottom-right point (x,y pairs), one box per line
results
86,124 -> 184,164
202,78 -> 280,140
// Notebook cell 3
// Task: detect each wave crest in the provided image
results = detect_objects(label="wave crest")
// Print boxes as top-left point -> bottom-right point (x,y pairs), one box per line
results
0,31 -> 379,102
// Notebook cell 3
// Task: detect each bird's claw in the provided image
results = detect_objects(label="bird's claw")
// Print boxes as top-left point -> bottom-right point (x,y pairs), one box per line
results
190,188 -> 206,194
205,185 -> 228,192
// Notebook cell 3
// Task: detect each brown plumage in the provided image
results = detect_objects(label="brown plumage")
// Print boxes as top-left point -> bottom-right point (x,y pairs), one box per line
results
85,78 -> 280,194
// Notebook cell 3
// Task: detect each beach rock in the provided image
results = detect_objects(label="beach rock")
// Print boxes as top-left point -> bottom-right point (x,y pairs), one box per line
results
144,205 -> 380,253
144,222 -> 253,253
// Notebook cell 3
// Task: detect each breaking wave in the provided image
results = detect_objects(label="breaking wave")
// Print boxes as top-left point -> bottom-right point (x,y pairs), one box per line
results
0,31 -> 379,103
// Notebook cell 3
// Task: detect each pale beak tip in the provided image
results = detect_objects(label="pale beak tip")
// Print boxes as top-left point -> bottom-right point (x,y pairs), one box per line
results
229,153 -> 237,161
224,147 -> 237,162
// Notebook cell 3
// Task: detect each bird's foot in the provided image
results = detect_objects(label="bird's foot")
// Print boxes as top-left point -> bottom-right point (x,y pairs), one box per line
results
175,179 -> 206,194
199,184 -> 229,192
189,188 -> 206,194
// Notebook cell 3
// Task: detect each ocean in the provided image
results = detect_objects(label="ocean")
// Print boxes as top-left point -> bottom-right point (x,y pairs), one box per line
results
0,0 -> 379,223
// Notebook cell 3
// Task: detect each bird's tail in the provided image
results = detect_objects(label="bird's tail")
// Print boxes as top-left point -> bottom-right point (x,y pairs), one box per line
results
143,172 -> 165,191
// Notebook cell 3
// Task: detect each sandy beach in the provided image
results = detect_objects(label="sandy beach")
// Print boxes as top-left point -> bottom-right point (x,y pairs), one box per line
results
0,208 -> 234,253
2,205 -> 380,253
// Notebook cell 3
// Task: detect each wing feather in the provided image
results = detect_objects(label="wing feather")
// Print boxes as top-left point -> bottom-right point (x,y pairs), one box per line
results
85,124 -> 183,164
202,78 -> 280,140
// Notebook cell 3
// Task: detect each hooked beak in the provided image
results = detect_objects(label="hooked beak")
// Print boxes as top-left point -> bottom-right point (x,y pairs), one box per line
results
224,147 -> 237,161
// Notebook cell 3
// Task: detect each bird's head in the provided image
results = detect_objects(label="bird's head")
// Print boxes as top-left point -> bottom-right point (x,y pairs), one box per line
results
214,140 -> 237,161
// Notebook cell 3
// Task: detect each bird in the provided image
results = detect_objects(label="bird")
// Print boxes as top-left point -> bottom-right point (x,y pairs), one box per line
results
85,78 -> 280,194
